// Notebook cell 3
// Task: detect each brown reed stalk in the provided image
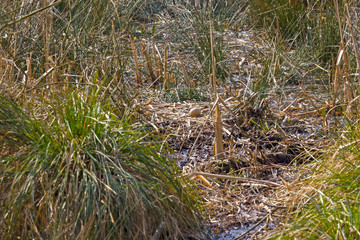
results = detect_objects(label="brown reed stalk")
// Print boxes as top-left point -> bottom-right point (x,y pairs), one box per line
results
65,63 -> 72,89
210,20 -> 224,160
163,46 -> 168,88
0,1 -> 61,31
42,0 -> 52,85
110,21 -> 121,84
141,41 -> 156,82
49,56 -> 58,86
25,53 -> 33,87
332,0 -> 344,107
346,4 -> 360,83
10,28 -> 16,91
179,60 -> 191,87
129,35 -> 141,84
0,53 -> 4,86
25,58 -> 31,86
152,38 -> 161,79
346,4 -> 360,115
0,56 -> 11,89
333,0 -> 355,117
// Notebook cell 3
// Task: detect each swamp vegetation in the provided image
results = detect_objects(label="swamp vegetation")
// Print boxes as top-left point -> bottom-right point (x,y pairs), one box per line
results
1,0 -> 360,239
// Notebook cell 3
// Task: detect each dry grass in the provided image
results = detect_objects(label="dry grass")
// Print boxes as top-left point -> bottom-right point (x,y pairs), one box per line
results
1,0 -> 360,239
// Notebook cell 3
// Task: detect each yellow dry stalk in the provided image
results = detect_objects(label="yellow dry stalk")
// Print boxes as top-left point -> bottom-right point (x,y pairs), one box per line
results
196,174 -> 212,188
210,20 -> 224,160
141,41 -> 156,82
163,46 -> 168,88
152,38 -> 161,79
26,55 -> 32,87
333,0 -> 357,117
42,0 -> 53,85
129,35 -> 142,84
179,60 -> 191,87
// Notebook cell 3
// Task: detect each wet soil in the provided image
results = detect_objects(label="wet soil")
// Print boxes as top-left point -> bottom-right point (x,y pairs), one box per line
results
141,88 -> 331,239
135,21 -> 333,239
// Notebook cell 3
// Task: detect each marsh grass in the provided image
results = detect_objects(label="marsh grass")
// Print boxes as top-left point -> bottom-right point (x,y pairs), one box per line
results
166,3 -> 231,83
0,0 -> 142,93
247,2 -> 360,239
266,123 -> 360,239
162,86 -> 211,102
0,1 -> 208,238
250,0 -> 307,42
0,83 -> 203,239
248,0 -> 343,92
250,0 -> 340,54
2,0 -> 360,239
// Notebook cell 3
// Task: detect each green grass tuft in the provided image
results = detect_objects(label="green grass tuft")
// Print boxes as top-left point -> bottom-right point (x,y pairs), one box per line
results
267,124 -> 360,239
0,85 -> 203,239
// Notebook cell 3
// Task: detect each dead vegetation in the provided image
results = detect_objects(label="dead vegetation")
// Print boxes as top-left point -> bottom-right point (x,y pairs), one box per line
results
140,79 -> 329,237
1,0 -> 360,239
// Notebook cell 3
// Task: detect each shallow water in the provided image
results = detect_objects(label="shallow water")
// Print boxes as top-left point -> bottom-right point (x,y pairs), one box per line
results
211,223 -> 274,240
212,227 -> 249,240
